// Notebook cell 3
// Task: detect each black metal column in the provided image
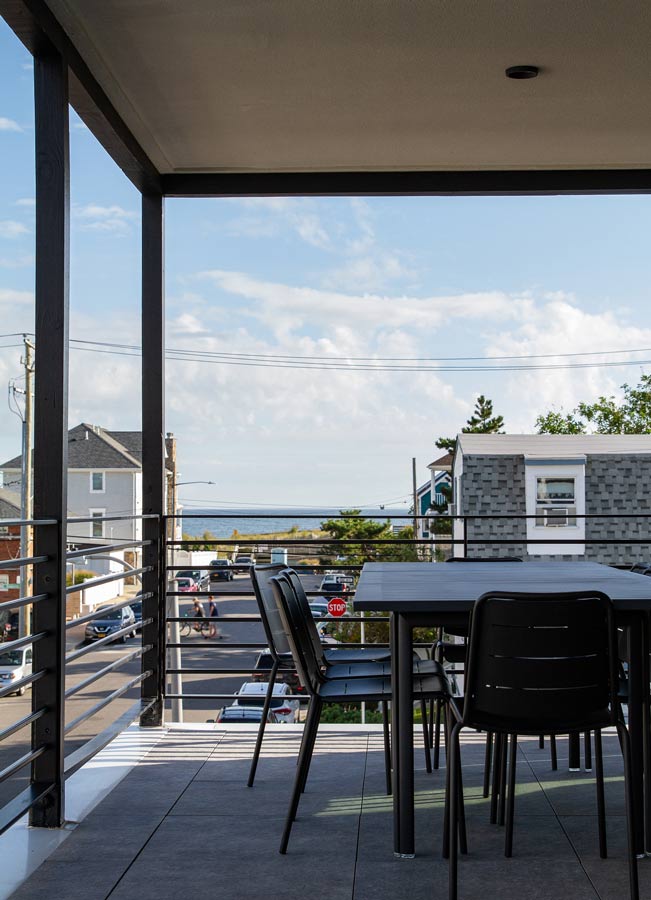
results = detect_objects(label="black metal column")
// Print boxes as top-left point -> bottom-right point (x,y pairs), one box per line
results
140,192 -> 165,727
30,44 -> 70,827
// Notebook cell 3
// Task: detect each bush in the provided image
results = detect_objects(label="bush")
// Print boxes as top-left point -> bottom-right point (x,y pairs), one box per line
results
319,703 -> 384,724
65,569 -> 96,587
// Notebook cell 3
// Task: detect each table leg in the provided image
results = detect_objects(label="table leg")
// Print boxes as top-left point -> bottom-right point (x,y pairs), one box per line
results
626,613 -> 646,857
392,612 -> 415,857
643,612 -> 651,855
568,732 -> 581,771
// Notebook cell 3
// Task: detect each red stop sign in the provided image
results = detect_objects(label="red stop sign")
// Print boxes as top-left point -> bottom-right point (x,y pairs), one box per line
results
327,597 -> 347,617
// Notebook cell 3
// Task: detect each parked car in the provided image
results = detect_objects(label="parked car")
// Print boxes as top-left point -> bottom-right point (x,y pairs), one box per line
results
0,647 -> 32,696
177,576 -> 198,592
319,575 -> 351,594
232,555 -> 255,574
85,605 -> 136,644
0,610 -> 19,643
251,648 -> 304,694
215,706 -> 280,724
130,599 -> 143,630
230,681 -> 300,723
209,559 -> 233,583
308,599 -> 330,618
177,569 -> 207,588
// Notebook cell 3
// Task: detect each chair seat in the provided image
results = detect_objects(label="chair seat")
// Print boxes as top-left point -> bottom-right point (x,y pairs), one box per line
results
323,646 -> 393,664
325,658 -> 444,679
318,671 -> 451,702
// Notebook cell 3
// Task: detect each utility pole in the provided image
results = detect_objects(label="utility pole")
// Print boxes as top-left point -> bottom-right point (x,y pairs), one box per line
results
20,336 -> 35,637
412,457 -> 419,559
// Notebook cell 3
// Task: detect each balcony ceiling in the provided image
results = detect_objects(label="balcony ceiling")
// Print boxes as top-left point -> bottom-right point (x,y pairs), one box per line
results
45,0 -> 651,174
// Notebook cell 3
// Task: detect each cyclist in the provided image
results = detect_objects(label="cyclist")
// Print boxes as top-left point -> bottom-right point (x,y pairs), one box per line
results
191,598 -> 205,632
208,597 -> 220,639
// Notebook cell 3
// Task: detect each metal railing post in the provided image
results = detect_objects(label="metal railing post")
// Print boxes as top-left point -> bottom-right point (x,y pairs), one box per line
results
29,41 -> 70,827
463,516 -> 468,556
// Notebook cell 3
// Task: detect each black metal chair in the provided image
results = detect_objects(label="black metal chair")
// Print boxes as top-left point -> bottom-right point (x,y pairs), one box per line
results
446,589 -> 638,900
282,567 -> 439,775
271,572 -> 455,855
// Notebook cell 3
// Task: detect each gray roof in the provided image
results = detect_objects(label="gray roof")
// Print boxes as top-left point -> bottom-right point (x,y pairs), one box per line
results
0,487 -> 21,518
457,433 -> 651,456
0,423 -> 141,470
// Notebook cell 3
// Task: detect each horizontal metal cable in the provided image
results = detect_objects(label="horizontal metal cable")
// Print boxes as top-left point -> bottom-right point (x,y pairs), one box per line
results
0,592 -> 47,614
0,518 -> 56,527
67,596 -> 146,629
65,618 -> 153,662
0,668 -> 47,700
66,566 -> 151,595
65,645 -> 151,698
0,745 -> 46,785
0,707 -> 47,745
65,672 -> 151,734
66,513 -> 159,523
67,539 -> 152,560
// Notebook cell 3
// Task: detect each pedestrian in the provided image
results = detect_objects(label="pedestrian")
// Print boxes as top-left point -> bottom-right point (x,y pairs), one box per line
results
208,597 -> 220,638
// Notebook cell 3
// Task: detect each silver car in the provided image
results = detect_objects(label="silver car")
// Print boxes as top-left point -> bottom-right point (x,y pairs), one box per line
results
0,647 -> 32,696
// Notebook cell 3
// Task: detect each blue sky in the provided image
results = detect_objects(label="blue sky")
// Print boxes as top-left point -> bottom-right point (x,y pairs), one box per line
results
2,18 -> 651,508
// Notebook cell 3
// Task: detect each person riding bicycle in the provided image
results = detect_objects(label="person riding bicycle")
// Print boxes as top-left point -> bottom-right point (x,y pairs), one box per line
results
208,598 -> 220,639
192,598 -> 205,630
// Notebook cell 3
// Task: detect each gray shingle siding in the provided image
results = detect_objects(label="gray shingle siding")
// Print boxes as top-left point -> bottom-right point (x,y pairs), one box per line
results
459,452 -> 651,565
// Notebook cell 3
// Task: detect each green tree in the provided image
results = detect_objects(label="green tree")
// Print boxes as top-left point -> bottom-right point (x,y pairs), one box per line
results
319,509 -> 393,566
536,374 -> 651,435
436,394 -> 505,453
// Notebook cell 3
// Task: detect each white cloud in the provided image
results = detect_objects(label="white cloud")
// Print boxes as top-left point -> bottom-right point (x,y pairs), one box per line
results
0,288 -> 33,306
0,117 -> 22,133
14,198 -> 35,208
73,204 -> 139,235
198,269 -> 524,338
0,220 -> 29,239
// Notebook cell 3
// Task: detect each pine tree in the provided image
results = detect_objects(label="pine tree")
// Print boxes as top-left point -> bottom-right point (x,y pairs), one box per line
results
436,394 -> 505,453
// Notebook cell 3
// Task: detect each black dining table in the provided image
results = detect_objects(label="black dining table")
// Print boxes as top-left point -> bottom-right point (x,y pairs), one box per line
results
353,560 -> 651,858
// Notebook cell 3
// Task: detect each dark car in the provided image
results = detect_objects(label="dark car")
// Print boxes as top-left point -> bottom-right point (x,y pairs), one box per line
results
232,555 -> 255,574
84,606 -> 136,643
209,559 -> 233,583
251,649 -> 304,694
130,599 -> 143,630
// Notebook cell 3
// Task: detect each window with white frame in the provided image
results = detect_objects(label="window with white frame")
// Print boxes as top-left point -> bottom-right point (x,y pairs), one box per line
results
525,459 -> 586,555
90,509 -> 105,538
90,471 -> 105,493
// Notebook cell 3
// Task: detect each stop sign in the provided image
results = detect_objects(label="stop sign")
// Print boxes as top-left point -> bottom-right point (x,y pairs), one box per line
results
327,597 -> 347,617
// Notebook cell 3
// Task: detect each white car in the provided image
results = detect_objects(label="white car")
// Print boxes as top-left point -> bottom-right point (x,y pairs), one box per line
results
0,647 -> 32,696
230,681 -> 300,723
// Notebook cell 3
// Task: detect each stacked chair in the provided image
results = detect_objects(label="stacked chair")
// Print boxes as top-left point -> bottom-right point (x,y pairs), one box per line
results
446,589 -> 638,900
269,569 -> 455,854
249,564 -> 438,790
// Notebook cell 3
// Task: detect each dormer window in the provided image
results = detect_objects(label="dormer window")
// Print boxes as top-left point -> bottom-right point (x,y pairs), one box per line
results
525,458 -> 586,555
535,477 -> 577,527
90,471 -> 105,493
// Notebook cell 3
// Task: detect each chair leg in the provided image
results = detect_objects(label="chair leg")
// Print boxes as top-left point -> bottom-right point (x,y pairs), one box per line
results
584,730 -> 592,770
295,697 -> 312,766
299,698 -> 321,794
421,700 -> 432,773
490,730 -> 502,824
483,731 -> 493,798
448,721 -> 463,900
442,705 -> 453,860
505,734 -> 517,857
433,699 -> 443,770
594,729 -> 607,859
455,724 -> 468,855
550,734 -> 558,771
429,698 -> 435,746
498,733 -> 508,826
381,699 -> 392,796
247,659 -> 279,787
280,697 -> 321,854
616,722 -> 640,900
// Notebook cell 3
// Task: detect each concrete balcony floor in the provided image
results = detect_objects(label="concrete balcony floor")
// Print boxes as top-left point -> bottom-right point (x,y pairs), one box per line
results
5,724 -> 650,900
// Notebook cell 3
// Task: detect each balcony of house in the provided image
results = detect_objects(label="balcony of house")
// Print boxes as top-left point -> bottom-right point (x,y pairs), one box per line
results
0,511 -> 650,899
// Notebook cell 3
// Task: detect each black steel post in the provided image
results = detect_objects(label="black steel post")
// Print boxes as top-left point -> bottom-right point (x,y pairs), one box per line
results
140,191 -> 165,726
30,43 -> 70,827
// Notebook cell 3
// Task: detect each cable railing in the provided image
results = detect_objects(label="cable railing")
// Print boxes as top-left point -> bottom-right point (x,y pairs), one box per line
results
0,513 -> 163,835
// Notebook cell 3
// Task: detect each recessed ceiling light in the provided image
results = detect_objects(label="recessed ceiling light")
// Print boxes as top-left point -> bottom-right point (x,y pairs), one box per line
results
505,65 -> 539,80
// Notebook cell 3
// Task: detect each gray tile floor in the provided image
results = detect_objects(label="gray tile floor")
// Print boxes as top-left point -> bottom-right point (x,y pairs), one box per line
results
9,726 -> 649,900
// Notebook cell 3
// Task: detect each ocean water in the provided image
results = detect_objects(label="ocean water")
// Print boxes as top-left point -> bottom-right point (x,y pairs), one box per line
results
181,507 -> 410,538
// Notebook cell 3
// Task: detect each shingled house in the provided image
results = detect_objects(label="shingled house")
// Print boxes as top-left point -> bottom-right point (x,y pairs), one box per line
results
0,487 -> 21,600
1,423 -> 147,545
451,433 -> 651,565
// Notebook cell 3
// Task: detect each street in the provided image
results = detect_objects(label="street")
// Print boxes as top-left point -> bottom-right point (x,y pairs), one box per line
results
0,572 -> 323,807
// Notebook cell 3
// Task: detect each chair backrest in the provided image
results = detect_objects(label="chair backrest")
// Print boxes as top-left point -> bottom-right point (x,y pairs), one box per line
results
270,574 -> 322,695
446,556 -> 523,562
463,590 -> 618,735
282,568 -> 328,668
251,564 -> 291,657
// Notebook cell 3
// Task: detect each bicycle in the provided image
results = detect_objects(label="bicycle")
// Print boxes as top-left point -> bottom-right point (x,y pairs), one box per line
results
179,615 -> 210,637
